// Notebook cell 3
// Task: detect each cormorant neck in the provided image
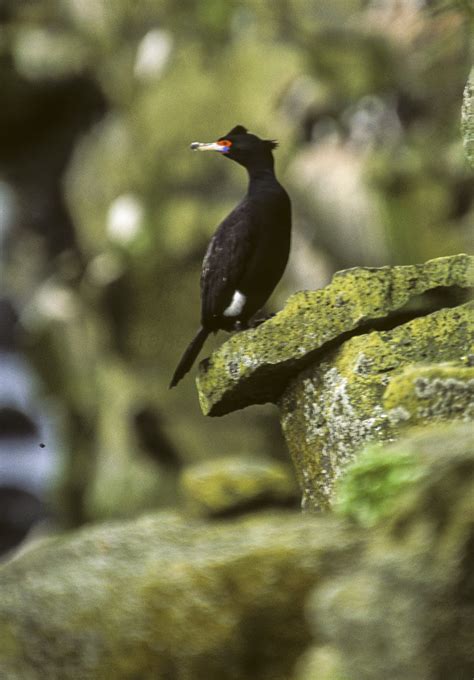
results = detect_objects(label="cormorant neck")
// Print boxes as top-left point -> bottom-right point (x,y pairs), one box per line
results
246,156 -> 276,183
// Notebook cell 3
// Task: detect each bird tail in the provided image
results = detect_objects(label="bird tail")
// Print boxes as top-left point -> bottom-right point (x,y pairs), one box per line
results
169,326 -> 209,388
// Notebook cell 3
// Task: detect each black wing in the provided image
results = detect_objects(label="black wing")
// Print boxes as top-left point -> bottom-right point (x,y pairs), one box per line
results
200,201 -> 255,326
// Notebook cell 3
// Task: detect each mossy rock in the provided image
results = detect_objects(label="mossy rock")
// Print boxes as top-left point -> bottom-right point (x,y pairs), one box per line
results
0,512 -> 359,680
383,362 -> 474,426
197,254 -> 473,416
180,456 -> 299,518
309,423 -> 474,680
280,303 -> 473,511
333,421 -> 474,528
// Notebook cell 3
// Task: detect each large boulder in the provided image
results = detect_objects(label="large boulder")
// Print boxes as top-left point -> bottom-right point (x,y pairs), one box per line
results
0,511 -> 359,680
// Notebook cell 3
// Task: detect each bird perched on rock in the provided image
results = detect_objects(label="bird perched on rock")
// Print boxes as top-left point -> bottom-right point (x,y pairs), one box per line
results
170,125 -> 291,388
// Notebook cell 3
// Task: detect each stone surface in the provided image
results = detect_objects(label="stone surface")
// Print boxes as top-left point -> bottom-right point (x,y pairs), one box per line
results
0,511 -> 358,680
309,423 -> 474,680
462,67 -> 474,169
383,362 -> 474,426
280,302 -> 473,511
180,456 -> 299,518
197,254 -> 473,416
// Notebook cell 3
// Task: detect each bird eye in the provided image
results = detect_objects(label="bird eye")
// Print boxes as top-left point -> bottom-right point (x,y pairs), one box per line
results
218,139 -> 232,147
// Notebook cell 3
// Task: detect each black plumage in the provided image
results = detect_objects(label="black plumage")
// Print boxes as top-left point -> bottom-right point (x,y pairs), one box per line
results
170,125 -> 291,388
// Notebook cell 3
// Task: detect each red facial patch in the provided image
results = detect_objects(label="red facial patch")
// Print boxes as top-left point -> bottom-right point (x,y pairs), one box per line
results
218,139 -> 232,147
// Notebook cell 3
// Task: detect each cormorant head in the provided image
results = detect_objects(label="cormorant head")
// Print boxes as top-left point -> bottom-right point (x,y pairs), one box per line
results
190,125 -> 278,168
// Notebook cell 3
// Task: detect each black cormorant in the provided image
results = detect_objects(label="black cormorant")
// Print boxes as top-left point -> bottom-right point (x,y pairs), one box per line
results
170,125 -> 291,388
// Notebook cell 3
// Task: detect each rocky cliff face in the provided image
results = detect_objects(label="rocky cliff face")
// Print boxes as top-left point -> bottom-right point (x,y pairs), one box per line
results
198,254 -> 473,509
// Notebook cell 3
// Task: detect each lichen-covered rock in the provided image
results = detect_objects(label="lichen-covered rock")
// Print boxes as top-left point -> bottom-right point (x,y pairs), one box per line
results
180,456 -> 299,518
197,254 -> 473,416
308,423 -> 474,680
383,362 -> 474,426
0,511 -> 359,680
462,67 -> 474,169
280,303 -> 473,511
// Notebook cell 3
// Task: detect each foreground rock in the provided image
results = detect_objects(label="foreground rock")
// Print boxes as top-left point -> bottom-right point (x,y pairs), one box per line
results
0,424 -> 471,680
0,511 -> 358,680
305,423 -> 474,680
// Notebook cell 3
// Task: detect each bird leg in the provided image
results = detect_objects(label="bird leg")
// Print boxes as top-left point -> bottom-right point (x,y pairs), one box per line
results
247,311 -> 276,328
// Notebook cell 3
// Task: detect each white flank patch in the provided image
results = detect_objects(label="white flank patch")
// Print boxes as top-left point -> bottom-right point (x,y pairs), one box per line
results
223,290 -> 246,317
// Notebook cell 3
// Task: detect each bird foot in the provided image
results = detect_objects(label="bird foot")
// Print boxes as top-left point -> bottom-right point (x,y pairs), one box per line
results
247,312 -> 275,328
232,313 -> 275,332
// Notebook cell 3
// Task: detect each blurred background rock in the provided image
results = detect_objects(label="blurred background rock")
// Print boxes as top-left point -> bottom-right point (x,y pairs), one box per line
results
0,0 -> 472,552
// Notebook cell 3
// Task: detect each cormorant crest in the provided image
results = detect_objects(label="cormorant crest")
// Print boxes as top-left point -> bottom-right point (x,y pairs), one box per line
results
227,125 -> 248,135
225,126 -> 278,150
